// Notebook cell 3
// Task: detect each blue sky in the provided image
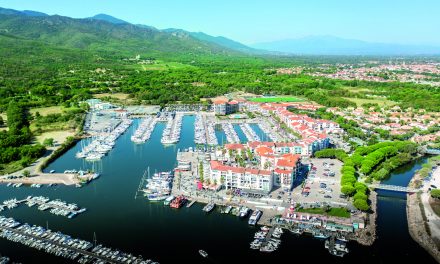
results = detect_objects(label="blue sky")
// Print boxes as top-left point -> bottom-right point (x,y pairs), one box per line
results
0,0 -> 439,45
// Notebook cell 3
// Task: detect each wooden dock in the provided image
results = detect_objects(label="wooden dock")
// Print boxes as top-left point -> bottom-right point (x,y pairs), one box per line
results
186,200 -> 196,208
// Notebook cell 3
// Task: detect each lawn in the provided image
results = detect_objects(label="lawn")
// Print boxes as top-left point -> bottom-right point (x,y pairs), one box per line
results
94,93 -> 131,100
249,96 -> 305,103
342,97 -> 396,107
296,207 -> 351,218
29,106 -> 64,116
35,130 -> 75,146
0,160 -> 26,175
139,60 -> 195,71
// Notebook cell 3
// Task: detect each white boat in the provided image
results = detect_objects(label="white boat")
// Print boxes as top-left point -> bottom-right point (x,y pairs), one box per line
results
248,210 -> 262,225
164,196 -> 175,205
203,202 -> 215,213
239,207 -> 250,218
199,250 -> 208,258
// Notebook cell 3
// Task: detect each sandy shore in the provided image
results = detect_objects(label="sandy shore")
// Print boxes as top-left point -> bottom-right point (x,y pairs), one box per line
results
0,172 -> 96,186
0,173 -> 78,185
407,172 -> 440,263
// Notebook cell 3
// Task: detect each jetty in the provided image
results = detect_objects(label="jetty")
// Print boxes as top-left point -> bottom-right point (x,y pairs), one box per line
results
186,200 -> 196,208
0,216 -> 158,264
0,196 -> 87,219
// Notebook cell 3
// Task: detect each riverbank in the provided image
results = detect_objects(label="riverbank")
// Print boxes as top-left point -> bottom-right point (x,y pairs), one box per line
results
407,171 -> 440,263
354,190 -> 377,246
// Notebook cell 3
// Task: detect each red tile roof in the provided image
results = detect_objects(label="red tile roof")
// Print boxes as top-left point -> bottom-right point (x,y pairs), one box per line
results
225,143 -> 245,150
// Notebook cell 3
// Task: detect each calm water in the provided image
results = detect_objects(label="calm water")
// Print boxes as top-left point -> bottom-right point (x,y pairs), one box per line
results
233,124 -> 248,143
0,117 -> 436,263
249,124 -> 271,142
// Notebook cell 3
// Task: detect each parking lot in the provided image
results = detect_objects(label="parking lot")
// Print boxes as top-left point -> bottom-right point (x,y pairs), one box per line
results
291,158 -> 351,208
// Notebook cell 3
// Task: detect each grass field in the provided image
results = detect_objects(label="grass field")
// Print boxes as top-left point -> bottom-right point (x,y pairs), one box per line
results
29,106 -> 64,116
94,93 -> 130,100
342,97 -> 396,107
342,86 -> 373,94
296,207 -> 351,218
139,61 -> 195,71
36,130 -> 75,146
249,96 -> 304,103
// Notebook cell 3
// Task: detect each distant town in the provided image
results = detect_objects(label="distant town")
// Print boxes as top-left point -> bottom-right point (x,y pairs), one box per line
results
277,61 -> 440,86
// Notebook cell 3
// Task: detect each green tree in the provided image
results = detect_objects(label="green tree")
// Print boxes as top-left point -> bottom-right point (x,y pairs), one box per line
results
431,189 -> 440,199
199,162 -> 204,183
43,138 -> 54,147
22,170 -> 30,177
341,184 -> 356,196
353,199 -> 370,211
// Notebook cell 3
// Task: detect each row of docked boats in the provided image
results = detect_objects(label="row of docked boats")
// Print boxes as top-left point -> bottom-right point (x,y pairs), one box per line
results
250,226 -> 283,252
0,216 -> 158,264
2,199 -> 19,210
239,123 -> 261,142
221,123 -> 240,143
0,254 -> 9,264
161,113 -> 183,144
194,114 -> 207,144
131,116 -> 157,144
206,122 -> 218,145
143,171 -> 174,201
257,122 -> 279,142
221,205 -> 252,219
76,118 -> 132,161
5,183 -> 23,188
1,196 -> 88,219
325,237 -> 349,257
194,114 -> 218,145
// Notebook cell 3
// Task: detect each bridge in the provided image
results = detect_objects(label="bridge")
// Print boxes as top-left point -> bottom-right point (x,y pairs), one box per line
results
367,183 -> 417,193
425,149 -> 440,155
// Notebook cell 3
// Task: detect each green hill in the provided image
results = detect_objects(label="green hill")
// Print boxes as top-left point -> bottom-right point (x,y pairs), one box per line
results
0,8 -> 239,60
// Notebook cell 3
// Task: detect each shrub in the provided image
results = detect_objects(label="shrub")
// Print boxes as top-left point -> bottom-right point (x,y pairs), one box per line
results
431,189 -> 440,199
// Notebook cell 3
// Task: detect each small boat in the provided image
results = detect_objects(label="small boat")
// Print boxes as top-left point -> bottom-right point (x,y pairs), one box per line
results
170,195 -> 187,209
330,249 -> 347,257
248,210 -> 262,225
49,170 -> 56,173
147,194 -> 168,201
164,195 -> 175,206
239,206 -> 250,218
199,249 -> 208,258
290,228 -> 303,235
313,232 -> 329,240
203,202 -> 215,213
224,205 -> 232,214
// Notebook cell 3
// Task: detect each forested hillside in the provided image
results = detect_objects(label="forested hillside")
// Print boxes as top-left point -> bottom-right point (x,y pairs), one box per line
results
0,7 -> 439,112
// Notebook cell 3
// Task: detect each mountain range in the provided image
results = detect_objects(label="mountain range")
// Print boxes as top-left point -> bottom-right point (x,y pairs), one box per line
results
251,35 -> 440,56
1,7 -> 440,57
0,7 -> 243,61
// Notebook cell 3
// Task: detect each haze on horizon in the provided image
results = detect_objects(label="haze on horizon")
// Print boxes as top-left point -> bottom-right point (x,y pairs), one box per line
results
0,0 -> 439,46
